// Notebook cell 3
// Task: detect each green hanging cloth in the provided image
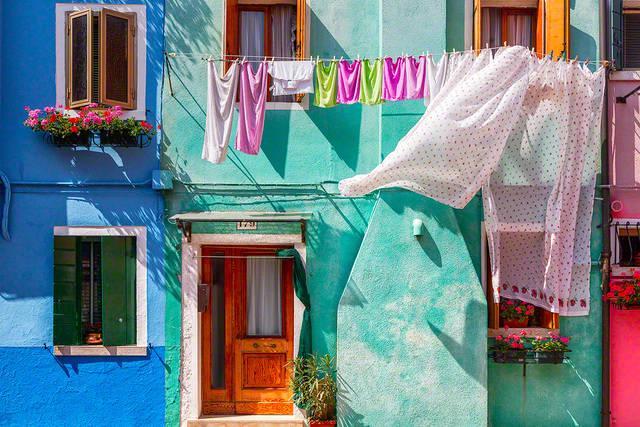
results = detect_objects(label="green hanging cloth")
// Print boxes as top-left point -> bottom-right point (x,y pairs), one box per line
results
277,248 -> 312,356
359,58 -> 383,105
313,60 -> 338,108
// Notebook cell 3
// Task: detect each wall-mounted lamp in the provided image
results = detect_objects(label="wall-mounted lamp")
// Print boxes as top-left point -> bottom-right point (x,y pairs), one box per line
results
412,219 -> 424,238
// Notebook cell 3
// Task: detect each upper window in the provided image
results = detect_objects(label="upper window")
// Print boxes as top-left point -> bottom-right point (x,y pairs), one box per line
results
66,8 -> 136,110
474,0 -> 569,58
56,4 -> 146,118
225,0 -> 307,103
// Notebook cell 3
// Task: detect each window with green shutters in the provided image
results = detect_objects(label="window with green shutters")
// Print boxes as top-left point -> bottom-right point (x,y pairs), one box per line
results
53,236 -> 136,346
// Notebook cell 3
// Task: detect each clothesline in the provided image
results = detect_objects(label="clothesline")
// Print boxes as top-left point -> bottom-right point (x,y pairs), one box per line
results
165,47 -> 609,66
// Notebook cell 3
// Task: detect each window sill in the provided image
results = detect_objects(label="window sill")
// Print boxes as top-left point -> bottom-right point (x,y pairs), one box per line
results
488,328 -> 559,338
53,345 -> 148,357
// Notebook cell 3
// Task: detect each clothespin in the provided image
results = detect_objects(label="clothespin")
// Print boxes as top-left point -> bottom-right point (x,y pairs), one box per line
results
333,55 -> 336,61
357,54 -> 360,61
503,41 -> 507,47
585,58 -> 590,66
339,56 -> 343,62
571,55 -> 578,64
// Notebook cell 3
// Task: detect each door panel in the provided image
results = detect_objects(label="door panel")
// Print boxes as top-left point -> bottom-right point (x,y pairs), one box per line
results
202,246 -> 294,415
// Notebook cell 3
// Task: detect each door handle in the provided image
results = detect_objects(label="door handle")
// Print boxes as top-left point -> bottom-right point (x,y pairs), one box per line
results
252,343 -> 277,349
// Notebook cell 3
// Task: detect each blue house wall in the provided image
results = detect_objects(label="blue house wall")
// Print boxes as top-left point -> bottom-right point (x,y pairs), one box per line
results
0,1 -> 166,425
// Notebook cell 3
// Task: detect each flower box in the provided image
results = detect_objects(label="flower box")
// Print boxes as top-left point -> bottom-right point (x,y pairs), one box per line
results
533,351 -> 569,364
491,349 -> 527,364
98,131 -> 151,148
48,132 -> 91,147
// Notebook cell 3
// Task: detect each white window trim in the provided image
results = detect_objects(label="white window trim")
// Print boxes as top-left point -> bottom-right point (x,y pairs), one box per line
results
53,226 -> 148,356
224,0 -> 311,111
180,233 -> 306,425
55,3 -> 147,120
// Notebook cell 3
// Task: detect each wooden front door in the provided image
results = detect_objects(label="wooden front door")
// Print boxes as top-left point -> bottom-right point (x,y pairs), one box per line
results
201,246 -> 294,415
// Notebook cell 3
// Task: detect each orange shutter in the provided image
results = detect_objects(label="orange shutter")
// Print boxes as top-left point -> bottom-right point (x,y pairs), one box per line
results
538,0 -> 569,58
474,0 -> 483,51
295,0 -> 307,102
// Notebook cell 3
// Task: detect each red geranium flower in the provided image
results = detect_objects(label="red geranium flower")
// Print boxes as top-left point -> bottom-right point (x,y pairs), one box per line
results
70,126 -> 79,133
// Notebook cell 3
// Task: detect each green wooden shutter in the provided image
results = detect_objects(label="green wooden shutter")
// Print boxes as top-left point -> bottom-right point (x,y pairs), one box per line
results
612,0 -> 623,68
53,236 -> 82,345
101,236 -> 136,346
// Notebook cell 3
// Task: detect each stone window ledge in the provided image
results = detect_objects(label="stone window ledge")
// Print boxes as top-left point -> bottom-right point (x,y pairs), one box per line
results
54,345 -> 148,357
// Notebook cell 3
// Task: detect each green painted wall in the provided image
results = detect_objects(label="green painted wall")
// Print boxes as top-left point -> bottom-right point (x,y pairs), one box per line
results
337,192 -> 487,426
162,0 -> 604,425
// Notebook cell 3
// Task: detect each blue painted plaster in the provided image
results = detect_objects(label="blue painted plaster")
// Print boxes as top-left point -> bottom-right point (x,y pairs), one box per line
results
0,0 -> 167,424
0,347 -> 166,426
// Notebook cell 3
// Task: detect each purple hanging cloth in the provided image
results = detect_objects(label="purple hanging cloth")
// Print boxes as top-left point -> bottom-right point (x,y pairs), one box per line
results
235,61 -> 269,155
405,55 -> 428,100
382,56 -> 406,101
337,60 -> 361,104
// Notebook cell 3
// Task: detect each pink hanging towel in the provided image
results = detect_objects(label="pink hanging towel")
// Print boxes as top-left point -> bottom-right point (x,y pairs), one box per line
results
235,61 -> 269,155
337,60 -> 361,104
405,55 -> 428,100
382,56 -> 406,101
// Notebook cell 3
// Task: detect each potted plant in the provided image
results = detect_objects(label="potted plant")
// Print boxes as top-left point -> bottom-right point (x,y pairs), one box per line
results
499,298 -> 535,328
491,330 -> 527,363
531,332 -> 570,364
290,354 -> 336,426
23,106 -> 91,146
606,274 -> 640,309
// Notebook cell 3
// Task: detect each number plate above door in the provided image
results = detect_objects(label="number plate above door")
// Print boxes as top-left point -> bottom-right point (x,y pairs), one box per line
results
236,221 -> 257,230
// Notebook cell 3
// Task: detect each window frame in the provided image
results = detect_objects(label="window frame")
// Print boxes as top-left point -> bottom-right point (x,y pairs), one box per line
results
52,226 -> 148,357
55,3 -> 147,120
224,0 -> 310,111
480,222 -> 560,337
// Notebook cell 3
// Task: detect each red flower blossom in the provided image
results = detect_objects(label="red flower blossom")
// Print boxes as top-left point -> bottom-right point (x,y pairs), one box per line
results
70,126 -> 79,133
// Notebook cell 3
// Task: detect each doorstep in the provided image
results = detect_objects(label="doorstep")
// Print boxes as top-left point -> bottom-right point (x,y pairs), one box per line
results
187,415 -> 305,427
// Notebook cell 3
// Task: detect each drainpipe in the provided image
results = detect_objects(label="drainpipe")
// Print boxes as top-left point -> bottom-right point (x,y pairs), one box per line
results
600,0 -> 611,426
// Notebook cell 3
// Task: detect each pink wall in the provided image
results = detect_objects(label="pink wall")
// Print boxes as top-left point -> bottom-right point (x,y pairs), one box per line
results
610,303 -> 640,426
609,72 -> 640,218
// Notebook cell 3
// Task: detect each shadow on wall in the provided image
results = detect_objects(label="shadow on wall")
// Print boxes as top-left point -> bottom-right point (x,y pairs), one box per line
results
306,9 -> 363,172
337,372 -> 366,427
427,299 -> 487,385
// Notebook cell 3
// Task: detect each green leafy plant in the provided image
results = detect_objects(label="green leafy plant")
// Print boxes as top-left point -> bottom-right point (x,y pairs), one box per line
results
531,332 -> 570,352
289,354 -> 337,422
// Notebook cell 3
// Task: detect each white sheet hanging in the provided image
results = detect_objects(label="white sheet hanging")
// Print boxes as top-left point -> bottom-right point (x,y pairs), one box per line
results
202,61 -> 240,164
268,60 -> 315,96
339,46 -> 605,316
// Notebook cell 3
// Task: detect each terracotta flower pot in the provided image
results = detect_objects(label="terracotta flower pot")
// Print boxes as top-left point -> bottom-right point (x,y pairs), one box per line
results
503,318 -> 529,328
309,421 -> 336,427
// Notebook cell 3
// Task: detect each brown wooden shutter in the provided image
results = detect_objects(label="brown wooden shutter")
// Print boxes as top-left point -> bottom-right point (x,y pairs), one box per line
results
537,0 -> 569,58
66,10 -> 93,108
100,8 -> 136,109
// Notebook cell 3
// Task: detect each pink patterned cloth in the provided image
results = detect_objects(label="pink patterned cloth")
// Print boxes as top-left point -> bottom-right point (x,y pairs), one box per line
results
337,60 -> 361,104
405,55 -> 428,100
235,61 -> 269,155
382,56 -> 406,101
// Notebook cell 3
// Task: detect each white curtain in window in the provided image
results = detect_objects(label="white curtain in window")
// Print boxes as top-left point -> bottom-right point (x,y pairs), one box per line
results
240,11 -> 265,71
481,8 -> 502,48
271,5 -> 296,101
246,258 -> 282,336
507,15 -> 532,48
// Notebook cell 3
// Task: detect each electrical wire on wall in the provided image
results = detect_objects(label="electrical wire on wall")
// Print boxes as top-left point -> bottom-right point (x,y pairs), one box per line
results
0,170 -> 10,241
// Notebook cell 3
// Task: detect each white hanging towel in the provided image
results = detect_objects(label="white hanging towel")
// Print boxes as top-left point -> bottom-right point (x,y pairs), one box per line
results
424,52 -> 448,107
339,46 -> 605,316
268,61 -> 315,96
202,61 -> 240,164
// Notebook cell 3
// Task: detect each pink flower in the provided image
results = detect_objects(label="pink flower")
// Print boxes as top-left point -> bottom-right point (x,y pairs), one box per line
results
520,330 -> 527,336
24,106 -> 30,111
40,119 -> 48,126
88,102 -> 98,108
28,109 -> 41,118
560,337 -> 570,345
495,336 -> 503,341
26,118 -> 38,127
44,106 -> 55,114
